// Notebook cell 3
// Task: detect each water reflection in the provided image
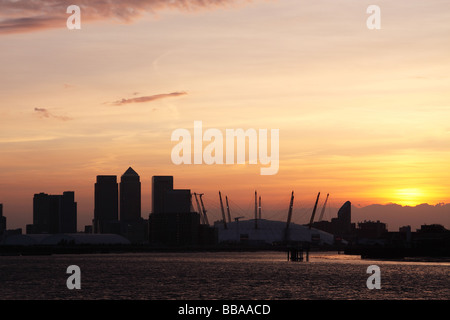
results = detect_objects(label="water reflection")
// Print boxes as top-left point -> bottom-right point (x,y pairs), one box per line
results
0,252 -> 448,300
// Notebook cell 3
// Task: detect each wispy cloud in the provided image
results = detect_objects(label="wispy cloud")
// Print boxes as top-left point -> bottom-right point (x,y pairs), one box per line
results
34,107 -> 72,121
112,91 -> 188,106
63,83 -> 75,89
0,15 -> 63,34
0,0 -> 255,34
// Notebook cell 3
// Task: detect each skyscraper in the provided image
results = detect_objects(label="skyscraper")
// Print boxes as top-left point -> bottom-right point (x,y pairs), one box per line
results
149,176 -> 202,246
337,201 -> 352,234
33,193 -> 50,233
94,175 -> 118,233
31,192 -> 77,234
151,176 -> 174,214
310,200 -> 354,239
120,167 -> 141,222
60,191 -> 77,233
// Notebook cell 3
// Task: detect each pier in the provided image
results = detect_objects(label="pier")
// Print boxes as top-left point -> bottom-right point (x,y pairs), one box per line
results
287,246 -> 309,262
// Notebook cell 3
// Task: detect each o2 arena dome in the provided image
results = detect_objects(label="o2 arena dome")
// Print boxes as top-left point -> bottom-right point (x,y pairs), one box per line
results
215,219 -> 335,245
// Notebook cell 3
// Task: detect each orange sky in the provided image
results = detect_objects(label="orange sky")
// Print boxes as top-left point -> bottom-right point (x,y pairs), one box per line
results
0,0 -> 449,231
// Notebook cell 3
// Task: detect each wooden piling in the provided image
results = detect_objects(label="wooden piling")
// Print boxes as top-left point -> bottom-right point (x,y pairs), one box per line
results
287,247 -> 304,262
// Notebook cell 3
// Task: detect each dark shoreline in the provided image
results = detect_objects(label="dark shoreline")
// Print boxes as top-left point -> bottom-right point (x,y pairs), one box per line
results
344,246 -> 450,260
0,244 -> 323,256
1,244 -> 449,263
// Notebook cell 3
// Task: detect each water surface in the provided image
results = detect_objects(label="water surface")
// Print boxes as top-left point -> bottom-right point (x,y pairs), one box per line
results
0,251 -> 448,300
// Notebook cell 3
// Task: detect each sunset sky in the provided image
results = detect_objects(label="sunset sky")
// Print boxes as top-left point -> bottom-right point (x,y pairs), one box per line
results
1,0 -> 449,231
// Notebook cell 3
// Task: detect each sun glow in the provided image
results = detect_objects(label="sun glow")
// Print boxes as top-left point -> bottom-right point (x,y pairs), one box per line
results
392,188 -> 427,206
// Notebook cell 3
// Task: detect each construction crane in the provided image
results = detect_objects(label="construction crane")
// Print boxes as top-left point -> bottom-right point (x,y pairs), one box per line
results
308,192 -> 321,229
318,193 -> 329,222
219,191 -> 227,229
199,193 -> 209,226
284,191 -> 294,242
225,196 -> 232,223
193,193 -> 204,224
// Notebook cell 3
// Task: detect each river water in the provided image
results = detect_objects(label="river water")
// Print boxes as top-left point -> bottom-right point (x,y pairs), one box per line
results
0,251 -> 448,300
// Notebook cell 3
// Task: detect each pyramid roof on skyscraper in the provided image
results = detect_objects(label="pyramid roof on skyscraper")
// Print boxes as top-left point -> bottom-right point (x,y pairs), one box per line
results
122,167 -> 139,176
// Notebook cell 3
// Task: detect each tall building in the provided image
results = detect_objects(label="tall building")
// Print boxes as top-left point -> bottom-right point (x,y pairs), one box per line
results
33,193 -> 50,233
336,201 -> 352,234
60,192 -> 77,233
94,175 -> 119,234
120,167 -> 141,222
310,201 -> 354,239
148,176 -> 208,246
31,192 -> 77,234
0,204 -> 6,236
151,176 -> 191,215
152,176 -> 174,214
149,211 -> 200,246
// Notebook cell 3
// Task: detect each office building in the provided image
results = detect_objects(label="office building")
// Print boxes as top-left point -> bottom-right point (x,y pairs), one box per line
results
311,201 -> 355,239
149,176 -> 204,246
119,167 -> 148,243
60,192 -> 77,233
93,175 -> 119,234
30,192 -> 77,234
151,176 -> 174,214
336,201 -> 352,234
120,167 -> 141,222
32,193 -> 50,233
356,220 -> 387,239
149,211 -> 200,246
151,176 -> 191,215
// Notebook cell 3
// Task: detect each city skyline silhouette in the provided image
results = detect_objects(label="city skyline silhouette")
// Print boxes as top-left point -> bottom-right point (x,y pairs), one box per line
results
0,165 -> 449,234
1,166 -> 448,262
0,1 -> 449,305
1,0 -> 449,246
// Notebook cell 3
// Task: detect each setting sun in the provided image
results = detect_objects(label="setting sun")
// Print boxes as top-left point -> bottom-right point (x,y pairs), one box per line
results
392,188 -> 427,206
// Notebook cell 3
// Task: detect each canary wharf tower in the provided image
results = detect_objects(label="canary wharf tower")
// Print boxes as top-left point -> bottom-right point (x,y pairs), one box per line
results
120,167 -> 141,222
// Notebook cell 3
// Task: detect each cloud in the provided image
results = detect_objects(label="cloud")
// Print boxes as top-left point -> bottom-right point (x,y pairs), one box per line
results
63,83 -> 75,89
34,107 -> 72,121
0,0 -> 255,34
112,91 -> 187,105
0,15 -> 63,34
